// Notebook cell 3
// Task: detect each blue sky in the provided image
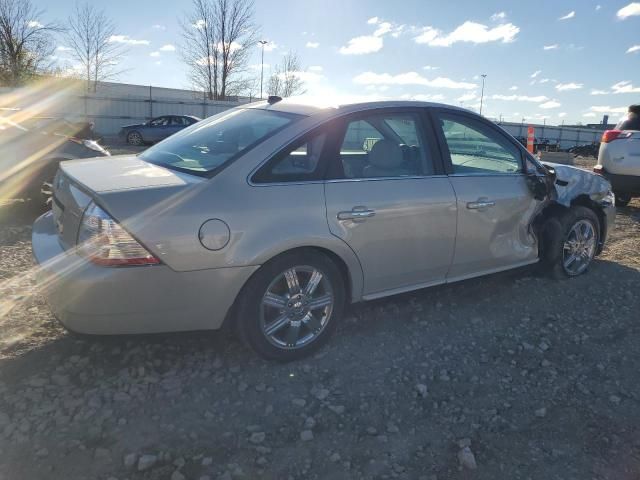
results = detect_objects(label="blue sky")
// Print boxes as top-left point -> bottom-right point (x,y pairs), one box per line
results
37,0 -> 640,125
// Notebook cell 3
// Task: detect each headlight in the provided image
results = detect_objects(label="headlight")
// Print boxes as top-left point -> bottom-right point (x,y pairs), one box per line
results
77,202 -> 159,266
82,139 -> 111,156
601,190 -> 616,207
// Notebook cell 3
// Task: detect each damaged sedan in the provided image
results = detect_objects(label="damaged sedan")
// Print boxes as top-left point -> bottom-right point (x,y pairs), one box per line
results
31,99 -> 615,361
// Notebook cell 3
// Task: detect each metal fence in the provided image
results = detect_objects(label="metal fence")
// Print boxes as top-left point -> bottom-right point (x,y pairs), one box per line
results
0,80 -> 607,146
0,80 -> 249,137
498,122 -> 603,150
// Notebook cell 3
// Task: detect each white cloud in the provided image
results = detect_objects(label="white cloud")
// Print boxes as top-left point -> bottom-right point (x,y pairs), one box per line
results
353,71 -> 477,89
617,2 -> 640,19
583,113 -> 597,118
308,65 -> 323,72
374,22 -> 393,37
159,44 -> 176,52
401,93 -> 446,102
591,89 -> 609,95
305,41 -> 319,48
27,20 -> 43,28
611,81 -> 640,94
367,17 -> 379,25
457,92 -> 477,102
543,44 -> 559,50
150,51 -> 160,57
509,86 -> 518,91
590,106 -> 628,113
540,100 -> 561,109
556,82 -> 583,91
263,42 -> 277,52
109,35 -> 150,45
558,11 -> 576,20
530,70 -> 542,78
414,21 -> 519,47
422,65 -> 439,70
538,78 -> 552,84
152,24 -> 166,30
596,4 -> 602,10
491,12 -> 507,21
558,112 -> 567,118
627,45 -> 640,53
339,35 -> 383,54
491,94 -> 549,102
154,60 -> 162,66
56,45 -> 72,52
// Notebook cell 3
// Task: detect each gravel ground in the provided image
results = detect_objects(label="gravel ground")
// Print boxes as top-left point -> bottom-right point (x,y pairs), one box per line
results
1,160 -> 640,480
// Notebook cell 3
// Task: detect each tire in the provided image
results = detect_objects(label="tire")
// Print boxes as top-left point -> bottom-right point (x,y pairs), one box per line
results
236,250 -> 345,361
543,206 -> 600,279
127,131 -> 144,146
615,193 -> 631,207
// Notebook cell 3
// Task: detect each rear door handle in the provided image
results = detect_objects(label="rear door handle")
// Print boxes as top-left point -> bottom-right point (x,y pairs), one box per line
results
337,207 -> 376,221
467,200 -> 496,210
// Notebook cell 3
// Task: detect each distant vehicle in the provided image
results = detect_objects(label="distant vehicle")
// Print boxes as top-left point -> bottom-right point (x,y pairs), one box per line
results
595,104 -> 640,206
0,115 -> 110,205
33,99 -> 615,361
119,115 -> 201,145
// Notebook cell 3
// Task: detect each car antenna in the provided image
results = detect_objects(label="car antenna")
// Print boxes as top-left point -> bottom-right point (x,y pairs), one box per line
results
267,95 -> 282,105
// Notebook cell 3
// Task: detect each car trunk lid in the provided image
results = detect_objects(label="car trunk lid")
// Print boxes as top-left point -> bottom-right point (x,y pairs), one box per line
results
52,155 -> 200,250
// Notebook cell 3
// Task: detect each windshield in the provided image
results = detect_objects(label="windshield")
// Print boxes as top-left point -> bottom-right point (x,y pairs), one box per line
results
139,108 -> 301,176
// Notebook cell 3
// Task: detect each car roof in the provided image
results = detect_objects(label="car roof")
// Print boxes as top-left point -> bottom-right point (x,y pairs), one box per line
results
244,97 -> 468,117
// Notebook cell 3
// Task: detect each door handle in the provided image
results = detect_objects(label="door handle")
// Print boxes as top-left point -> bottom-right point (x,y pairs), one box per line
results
337,207 -> 376,221
467,200 -> 496,210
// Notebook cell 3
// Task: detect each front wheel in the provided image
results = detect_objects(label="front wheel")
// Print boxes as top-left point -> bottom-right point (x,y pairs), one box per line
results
544,206 -> 600,278
236,251 -> 345,361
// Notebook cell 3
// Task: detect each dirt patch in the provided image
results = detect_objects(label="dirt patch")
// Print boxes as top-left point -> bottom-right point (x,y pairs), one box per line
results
0,199 -> 639,480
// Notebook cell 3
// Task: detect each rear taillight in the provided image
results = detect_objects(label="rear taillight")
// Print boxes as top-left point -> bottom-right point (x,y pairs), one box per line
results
601,130 -> 632,143
77,202 -> 159,266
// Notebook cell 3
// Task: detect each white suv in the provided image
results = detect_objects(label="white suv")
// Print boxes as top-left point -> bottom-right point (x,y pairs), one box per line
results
595,104 -> 640,206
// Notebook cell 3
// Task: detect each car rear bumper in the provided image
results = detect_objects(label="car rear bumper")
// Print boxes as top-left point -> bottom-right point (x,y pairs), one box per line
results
31,212 -> 258,335
601,170 -> 640,195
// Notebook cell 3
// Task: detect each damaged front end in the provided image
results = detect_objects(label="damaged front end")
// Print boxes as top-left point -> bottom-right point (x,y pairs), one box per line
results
530,161 -> 616,259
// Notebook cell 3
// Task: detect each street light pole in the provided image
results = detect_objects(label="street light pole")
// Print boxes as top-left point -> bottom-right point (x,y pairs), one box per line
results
479,74 -> 487,116
258,40 -> 268,99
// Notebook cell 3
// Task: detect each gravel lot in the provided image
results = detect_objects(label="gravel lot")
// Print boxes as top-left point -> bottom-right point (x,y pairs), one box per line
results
1,158 -> 640,480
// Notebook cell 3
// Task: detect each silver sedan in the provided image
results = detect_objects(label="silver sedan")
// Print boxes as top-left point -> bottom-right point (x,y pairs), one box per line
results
32,99 -> 616,361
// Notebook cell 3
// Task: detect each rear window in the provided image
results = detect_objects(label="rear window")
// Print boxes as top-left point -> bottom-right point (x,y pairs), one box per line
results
615,113 -> 640,131
139,109 -> 302,176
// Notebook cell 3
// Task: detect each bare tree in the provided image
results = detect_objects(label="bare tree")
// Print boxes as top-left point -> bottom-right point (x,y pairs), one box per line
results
64,2 -> 124,93
180,0 -> 256,100
0,0 -> 59,86
268,51 -> 306,98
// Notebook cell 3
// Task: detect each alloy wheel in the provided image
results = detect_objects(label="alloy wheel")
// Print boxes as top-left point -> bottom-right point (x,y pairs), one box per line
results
128,132 -> 143,145
562,219 -> 597,276
260,266 -> 334,350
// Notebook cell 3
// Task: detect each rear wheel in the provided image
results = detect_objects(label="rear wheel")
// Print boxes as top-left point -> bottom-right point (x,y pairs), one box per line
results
127,131 -> 143,146
236,251 -> 345,361
615,193 -> 631,207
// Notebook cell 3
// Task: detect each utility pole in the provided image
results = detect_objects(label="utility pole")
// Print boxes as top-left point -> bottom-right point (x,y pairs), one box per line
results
479,74 -> 487,116
258,40 -> 268,99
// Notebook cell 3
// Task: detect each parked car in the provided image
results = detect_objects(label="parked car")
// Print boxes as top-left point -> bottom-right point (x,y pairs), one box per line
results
119,115 -> 201,145
0,115 -> 110,206
595,104 -> 640,206
32,99 -> 615,361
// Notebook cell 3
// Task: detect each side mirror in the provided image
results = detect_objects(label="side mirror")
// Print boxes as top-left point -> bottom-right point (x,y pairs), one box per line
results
526,171 -> 551,201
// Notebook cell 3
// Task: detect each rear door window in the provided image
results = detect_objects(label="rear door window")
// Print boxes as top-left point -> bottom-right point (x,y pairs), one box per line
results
330,112 -> 433,179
